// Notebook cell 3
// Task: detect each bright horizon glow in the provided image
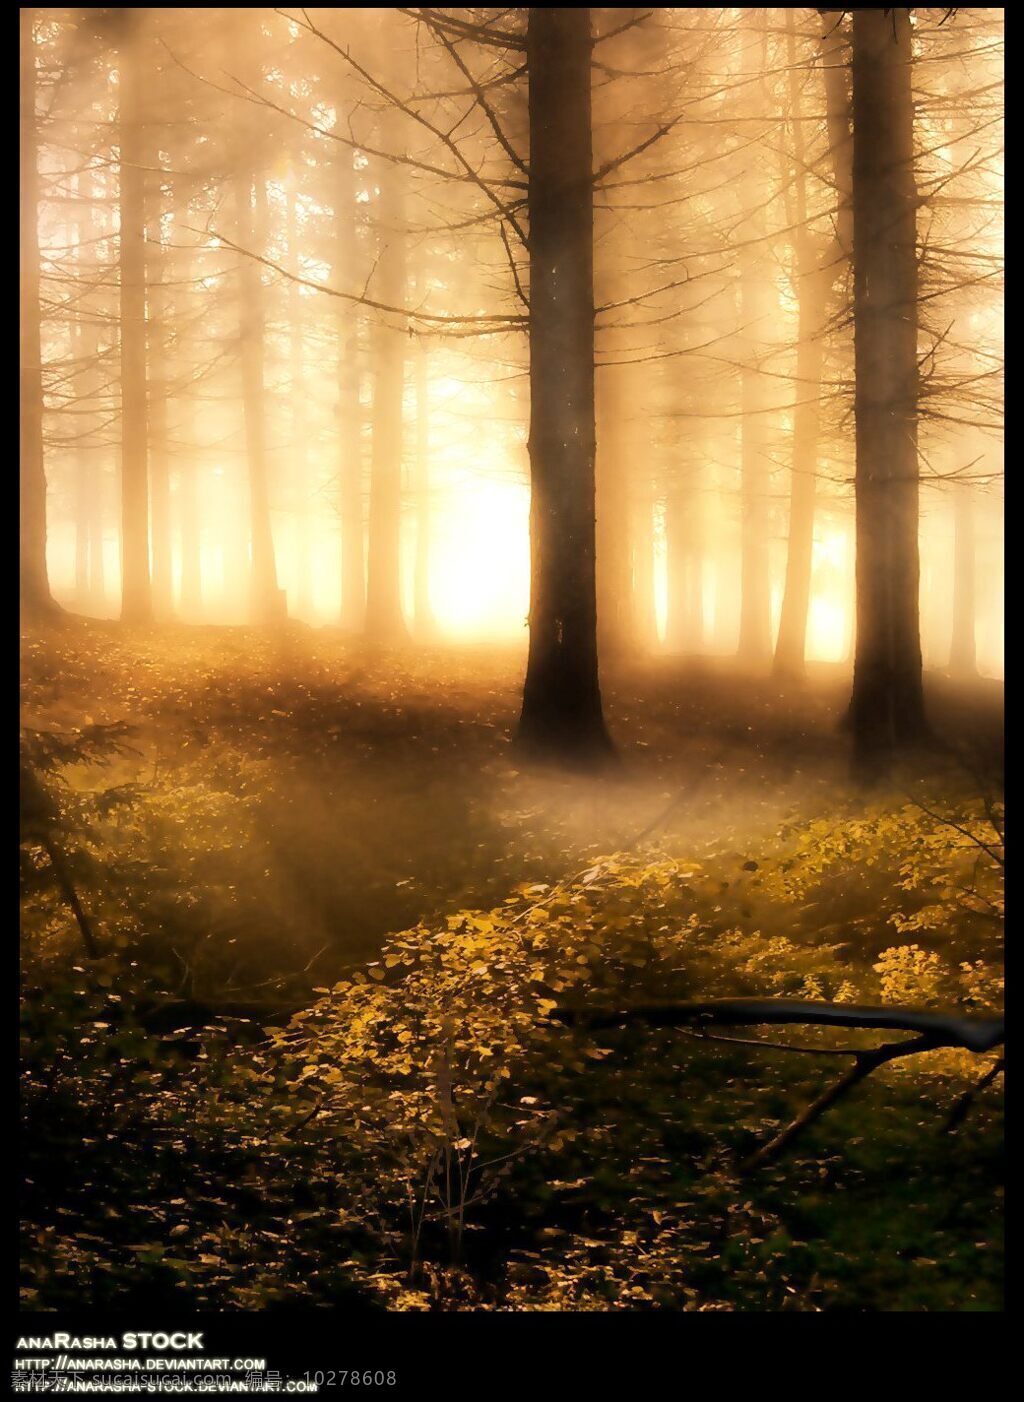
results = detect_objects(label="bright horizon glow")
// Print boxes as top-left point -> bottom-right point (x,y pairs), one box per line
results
46,503 -> 1004,678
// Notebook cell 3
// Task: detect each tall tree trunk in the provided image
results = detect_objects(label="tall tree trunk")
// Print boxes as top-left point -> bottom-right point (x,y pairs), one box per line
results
287,173 -> 312,618
236,162 -> 286,623
848,7 -> 927,767
736,246 -> 774,663
177,389 -> 202,617
335,148 -> 365,632
117,20 -> 153,623
518,7 -> 612,761
735,25 -> 773,665
631,468 -> 658,649
773,312 -> 823,677
413,339 -> 435,639
146,178 -> 174,619
84,163 -> 109,611
775,10 -> 853,678
364,136 -> 408,643
71,296 -> 102,611
664,484 -> 687,654
20,10 -> 56,617
665,466 -> 703,655
72,174 -> 93,610
595,363 -> 635,656
948,480 -> 978,677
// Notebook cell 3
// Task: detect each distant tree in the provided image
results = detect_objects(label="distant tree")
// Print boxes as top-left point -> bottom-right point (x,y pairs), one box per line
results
20,9 -> 57,618
413,335 -> 437,641
735,26 -> 775,665
364,122 -> 410,645
145,91 -> 174,621
773,10 -> 852,679
232,87 -> 286,624
333,144 -> 366,634
948,479 -> 978,677
112,8 -> 153,624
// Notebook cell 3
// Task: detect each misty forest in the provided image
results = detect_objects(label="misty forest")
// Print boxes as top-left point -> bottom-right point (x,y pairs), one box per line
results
20,6 -> 1003,1312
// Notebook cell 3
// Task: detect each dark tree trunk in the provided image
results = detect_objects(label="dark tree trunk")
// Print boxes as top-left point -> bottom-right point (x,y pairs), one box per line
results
117,21 -> 153,624
365,139 -> 408,644
848,7 -> 927,766
518,7 -> 612,762
236,164 -> 286,624
948,481 -> 978,677
20,10 -> 57,618
335,148 -> 366,632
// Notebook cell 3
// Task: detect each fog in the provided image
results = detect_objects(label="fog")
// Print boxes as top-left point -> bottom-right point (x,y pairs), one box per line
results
25,7 -> 1003,673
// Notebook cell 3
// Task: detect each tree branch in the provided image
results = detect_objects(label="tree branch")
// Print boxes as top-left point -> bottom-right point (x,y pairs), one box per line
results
555,997 -> 1004,1170
554,997 -> 1004,1053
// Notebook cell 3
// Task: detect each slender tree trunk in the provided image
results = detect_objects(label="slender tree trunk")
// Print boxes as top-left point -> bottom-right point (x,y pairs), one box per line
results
736,246 -> 773,663
631,468 -> 658,649
848,7 -> 927,767
236,162 -> 285,623
177,388 -> 202,617
776,11 -> 853,678
146,185 -> 174,619
287,174 -> 312,618
773,247 -> 828,677
72,177 -> 92,609
72,288 -> 98,610
665,466 -> 703,655
20,10 -> 56,617
413,339 -> 435,639
364,137 -> 408,643
335,148 -> 365,632
735,25 -> 774,665
595,363 -> 635,656
518,7 -> 612,761
948,480 -> 978,677
85,163 -> 109,611
117,23 -> 152,623
664,484 -> 687,654
775,16 -> 827,678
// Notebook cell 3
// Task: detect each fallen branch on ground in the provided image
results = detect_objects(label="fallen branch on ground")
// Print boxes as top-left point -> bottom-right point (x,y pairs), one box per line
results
553,997 -> 1004,1169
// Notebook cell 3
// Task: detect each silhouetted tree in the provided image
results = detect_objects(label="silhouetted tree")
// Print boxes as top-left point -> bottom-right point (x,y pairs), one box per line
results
517,8 -> 613,761
846,7 -> 928,767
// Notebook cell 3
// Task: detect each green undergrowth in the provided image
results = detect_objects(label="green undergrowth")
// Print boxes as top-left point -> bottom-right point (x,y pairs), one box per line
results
21,723 -> 1003,1311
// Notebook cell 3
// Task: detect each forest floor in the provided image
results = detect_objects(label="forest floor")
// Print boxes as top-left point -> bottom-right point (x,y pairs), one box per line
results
20,618 -> 1004,1312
